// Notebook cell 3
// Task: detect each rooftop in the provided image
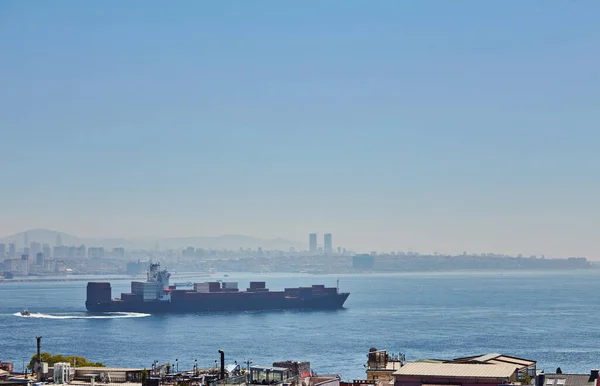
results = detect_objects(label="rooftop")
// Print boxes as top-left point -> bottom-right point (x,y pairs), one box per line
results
453,354 -> 536,368
545,374 -> 596,386
394,363 -> 518,379
74,367 -> 143,372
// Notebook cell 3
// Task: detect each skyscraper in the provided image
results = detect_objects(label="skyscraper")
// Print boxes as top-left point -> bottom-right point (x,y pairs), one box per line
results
30,242 -> 41,258
43,243 -> 51,258
324,234 -> 333,255
8,243 -> 16,258
0,242 -> 5,258
309,233 -> 317,253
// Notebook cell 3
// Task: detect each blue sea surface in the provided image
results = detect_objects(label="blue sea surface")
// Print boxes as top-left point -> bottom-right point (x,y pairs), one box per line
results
0,270 -> 598,379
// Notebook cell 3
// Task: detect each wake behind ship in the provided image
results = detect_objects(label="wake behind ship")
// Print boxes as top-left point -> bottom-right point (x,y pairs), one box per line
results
86,263 -> 350,313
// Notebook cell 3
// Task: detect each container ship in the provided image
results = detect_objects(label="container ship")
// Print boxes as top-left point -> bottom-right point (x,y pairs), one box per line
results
86,263 -> 350,313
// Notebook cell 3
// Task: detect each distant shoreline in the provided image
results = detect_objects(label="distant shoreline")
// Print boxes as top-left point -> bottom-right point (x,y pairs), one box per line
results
0,273 -> 211,283
1,267 -> 598,283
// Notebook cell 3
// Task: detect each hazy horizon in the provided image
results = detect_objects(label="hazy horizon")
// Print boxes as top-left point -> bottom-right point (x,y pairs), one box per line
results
0,227 -> 594,259
1,1 -> 598,259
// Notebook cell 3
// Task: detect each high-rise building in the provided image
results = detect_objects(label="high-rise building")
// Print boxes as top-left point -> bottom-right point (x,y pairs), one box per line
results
0,243 -> 5,258
53,245 -> 69,259
56,233 -> 63,246
309,233 -> 317,253
36,252 -> 44,266
324,234 -> 333,255
88,247 -> 105,259
43,243 -> 51,258
74,245 -> 86,259
30,242 -> 41,258
8,243 -> 16,258
112,247 -> 125,259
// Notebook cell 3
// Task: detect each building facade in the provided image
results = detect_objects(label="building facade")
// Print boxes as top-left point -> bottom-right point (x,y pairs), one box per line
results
309,233 -> 317,253
324,234 -> 333,255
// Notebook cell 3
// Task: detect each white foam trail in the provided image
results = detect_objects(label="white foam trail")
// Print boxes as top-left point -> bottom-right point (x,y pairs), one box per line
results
13,312 -> 150,319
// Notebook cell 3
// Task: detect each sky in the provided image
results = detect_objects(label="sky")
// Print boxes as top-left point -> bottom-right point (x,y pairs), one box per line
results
0,1 -> 599,257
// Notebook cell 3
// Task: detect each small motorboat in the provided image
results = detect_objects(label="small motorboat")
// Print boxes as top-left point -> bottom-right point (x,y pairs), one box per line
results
21,308 -> 31,316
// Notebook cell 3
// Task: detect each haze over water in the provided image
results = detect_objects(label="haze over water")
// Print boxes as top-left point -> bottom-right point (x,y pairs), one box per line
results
1,270 -> 598,378
1,1 -> 599,257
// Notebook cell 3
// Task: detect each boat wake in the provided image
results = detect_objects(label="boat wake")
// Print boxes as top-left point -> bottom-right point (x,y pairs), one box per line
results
13,312 -> 150,319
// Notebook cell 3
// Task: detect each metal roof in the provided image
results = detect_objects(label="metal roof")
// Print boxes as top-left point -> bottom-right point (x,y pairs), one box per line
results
492,356 -> 536,367
394,363 -> 518,378
453,354 -> 536,368
545,374 -> 595,386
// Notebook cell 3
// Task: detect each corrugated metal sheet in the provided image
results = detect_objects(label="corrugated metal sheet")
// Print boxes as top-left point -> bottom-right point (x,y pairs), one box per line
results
454,353 -> 535,368
473,354 -> 502,362
494,356 -> 536,366
394,363 -> 518,378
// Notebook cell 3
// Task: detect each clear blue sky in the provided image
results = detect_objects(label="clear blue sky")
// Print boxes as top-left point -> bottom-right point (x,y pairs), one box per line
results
1,1 -> 599,257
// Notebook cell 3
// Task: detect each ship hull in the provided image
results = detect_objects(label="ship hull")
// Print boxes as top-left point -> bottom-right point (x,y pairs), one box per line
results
86,292 -> 350,313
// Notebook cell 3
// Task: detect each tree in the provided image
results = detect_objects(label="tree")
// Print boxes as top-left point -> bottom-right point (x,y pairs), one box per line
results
30,353 -> 104,369
141,368 -> 148,386
166,363 -> 171,375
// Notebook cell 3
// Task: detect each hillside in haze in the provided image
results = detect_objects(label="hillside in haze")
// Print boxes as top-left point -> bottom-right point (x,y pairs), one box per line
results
0,229 -> 304,251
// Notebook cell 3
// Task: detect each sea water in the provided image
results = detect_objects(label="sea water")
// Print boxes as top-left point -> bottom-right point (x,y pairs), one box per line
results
0,270 -> 598,379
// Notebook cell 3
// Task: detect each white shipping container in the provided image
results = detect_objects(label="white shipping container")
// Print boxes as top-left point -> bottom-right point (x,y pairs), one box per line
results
223,282 -> 238,289
143,293 -> 158,300
194,282 -> 211,293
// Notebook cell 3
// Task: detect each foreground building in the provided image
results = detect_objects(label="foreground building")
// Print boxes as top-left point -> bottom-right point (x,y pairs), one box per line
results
393,362 -> 519,386
364,350 -> 403,384
543,369 -> 600,386
452,353 -> 536,381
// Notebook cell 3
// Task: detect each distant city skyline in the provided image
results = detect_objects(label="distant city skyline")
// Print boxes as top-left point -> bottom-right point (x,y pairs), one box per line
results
1,2 -> 598,259
0,227 -> 593,259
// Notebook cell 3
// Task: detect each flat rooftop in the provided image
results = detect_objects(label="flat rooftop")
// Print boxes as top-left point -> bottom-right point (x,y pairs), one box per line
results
394,363 -> 518,379
74,367 -> 143,372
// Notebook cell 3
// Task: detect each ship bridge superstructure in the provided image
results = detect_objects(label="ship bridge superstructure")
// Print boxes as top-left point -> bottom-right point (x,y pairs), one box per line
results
147,263 -> 171,290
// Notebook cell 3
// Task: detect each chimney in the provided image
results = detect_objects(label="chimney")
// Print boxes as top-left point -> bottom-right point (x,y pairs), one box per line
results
218,350 -> 225,380
36,336 -> 42,381
589,369 -> 599,383
536,372 -> 545,386
36,336 -> 42,363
